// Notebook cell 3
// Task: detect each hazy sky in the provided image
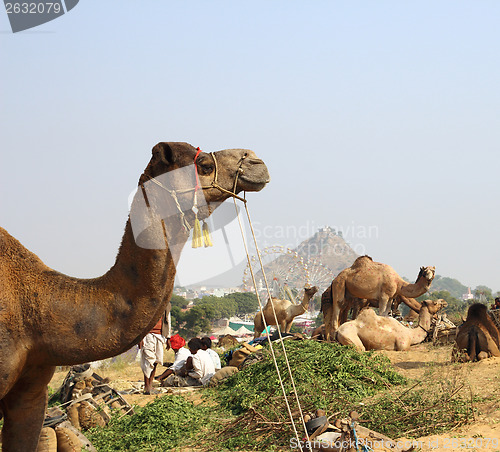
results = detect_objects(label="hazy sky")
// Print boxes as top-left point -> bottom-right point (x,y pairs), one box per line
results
1,1 -> 499,292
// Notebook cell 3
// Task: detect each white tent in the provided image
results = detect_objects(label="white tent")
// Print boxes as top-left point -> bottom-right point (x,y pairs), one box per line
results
234,325 -> 253,336
212,326 -> 238,336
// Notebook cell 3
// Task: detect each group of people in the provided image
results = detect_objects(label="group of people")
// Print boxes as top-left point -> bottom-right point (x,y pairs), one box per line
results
155,335 -> 221,388
138,310 -> 222,394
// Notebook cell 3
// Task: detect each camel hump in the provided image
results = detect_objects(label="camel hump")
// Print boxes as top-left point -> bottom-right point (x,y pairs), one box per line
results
351,255 -> 373,267
0,227 -> 47,271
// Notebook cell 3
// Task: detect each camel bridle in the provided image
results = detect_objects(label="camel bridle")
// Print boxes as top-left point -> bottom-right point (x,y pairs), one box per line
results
418,325 -> 430,333
140,148 -> 248,234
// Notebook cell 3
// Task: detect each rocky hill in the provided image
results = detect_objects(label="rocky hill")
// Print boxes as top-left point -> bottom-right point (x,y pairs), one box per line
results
255,227 -> 358,292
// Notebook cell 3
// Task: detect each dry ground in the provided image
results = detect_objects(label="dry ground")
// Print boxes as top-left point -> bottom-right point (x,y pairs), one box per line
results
379,344 -> 500,451
48,343 -> 500,451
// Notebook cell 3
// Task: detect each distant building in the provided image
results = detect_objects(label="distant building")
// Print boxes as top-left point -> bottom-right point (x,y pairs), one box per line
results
462,287 -> 474,302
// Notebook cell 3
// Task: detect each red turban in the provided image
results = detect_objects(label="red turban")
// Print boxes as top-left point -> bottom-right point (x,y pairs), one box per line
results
170,334 -> 186,350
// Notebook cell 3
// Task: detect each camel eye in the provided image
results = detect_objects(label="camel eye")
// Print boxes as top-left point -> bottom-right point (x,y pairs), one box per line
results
197,161 -> 214,176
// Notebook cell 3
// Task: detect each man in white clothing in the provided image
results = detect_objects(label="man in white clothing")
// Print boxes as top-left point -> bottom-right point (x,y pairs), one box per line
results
139,309 -> 171,394
201,336 -> 221,370
163,337 -> 215,387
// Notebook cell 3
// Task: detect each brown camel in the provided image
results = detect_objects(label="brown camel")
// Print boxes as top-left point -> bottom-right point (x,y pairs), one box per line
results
452,303 -> 500,362
322,256 -> 435,340
0,142 -> 269,451
253,286 -> 318,338
336,299 -> 446,352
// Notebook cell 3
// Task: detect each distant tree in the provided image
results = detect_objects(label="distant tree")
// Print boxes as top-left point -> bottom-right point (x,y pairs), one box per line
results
196,296 -> 237,319
170,305 -> 185,331
177,305 -> 211,338
224,292 -> 259,315
170,294 -> 189,309
429,275 -> 468,300
474,285 -> 494,303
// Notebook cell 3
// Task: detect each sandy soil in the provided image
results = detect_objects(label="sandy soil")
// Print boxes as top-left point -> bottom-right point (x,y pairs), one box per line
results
378,344 -> 500,451
48,343 -> 500,451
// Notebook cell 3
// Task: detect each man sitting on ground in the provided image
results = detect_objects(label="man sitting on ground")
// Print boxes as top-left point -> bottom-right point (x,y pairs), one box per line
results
155,334 -> 190,383
162,337 -> 215,387
201,336 -> 221,371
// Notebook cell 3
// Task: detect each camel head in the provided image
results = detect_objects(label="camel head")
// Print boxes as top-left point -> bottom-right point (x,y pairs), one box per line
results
304,285 -> 319,299
417,266 -> 436,284
135,142 -> 269,234
141,142 -> 269,199
421,298 -> 447,315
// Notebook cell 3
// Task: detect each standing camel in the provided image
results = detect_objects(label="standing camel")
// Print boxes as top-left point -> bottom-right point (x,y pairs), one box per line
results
336,299 -> 446,352
322,256 -> 435,340
253,286 -> 318,338
0,142 -> 269,451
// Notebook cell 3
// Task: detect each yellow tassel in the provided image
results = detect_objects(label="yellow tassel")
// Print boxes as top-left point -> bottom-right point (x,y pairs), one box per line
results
202,221 -> 213,247
192,216 -> 203,248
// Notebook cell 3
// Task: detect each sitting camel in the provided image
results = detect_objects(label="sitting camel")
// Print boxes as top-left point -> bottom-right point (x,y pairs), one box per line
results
452,303 -> 500,362
350,294 -> 422,320
322,255 -> 435,340
336,299 -> 446,352
254,286 -> 318,338
0,142 -> 269,451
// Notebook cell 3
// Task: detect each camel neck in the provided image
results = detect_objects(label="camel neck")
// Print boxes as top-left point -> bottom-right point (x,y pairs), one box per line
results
105,185 -> 190,296
417,306 -> 432,331
106,219 -> 180,296
297,295 -> 312,314
42,215 -> 189,365
398,276 -> 430,298
409,306 -> 431,345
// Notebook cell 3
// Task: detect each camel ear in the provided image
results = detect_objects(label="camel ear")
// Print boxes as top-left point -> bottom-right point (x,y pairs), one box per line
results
152,142 -> 175,165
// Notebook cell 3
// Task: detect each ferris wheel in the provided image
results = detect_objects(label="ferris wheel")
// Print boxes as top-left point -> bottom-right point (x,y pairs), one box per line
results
304,256 -> 336,294
242,246 -> 309,303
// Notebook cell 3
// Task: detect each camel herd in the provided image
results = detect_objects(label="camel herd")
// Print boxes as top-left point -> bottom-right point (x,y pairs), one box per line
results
253,254 -> 500,360
1,142 -> 499,451
253,256 -> 445,351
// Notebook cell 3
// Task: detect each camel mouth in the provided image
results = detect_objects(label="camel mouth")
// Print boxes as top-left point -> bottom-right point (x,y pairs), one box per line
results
237,158 -> 270,192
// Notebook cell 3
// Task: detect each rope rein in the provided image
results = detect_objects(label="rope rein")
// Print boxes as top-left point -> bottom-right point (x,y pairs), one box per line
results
232,196 -> 306,447
238,199 -> 312,449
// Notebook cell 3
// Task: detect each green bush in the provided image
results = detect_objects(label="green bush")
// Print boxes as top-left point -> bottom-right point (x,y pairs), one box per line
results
87,395 -> 209,451
215,340 -> 406,414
